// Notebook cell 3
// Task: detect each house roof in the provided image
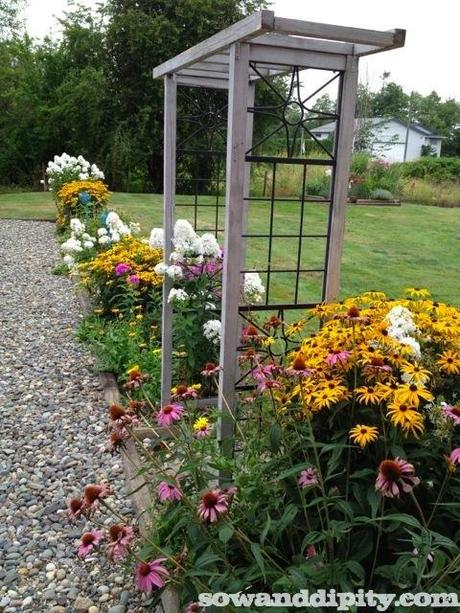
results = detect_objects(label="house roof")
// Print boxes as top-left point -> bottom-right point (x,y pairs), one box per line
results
313,117 -> 444,138
152,10 -> 405,88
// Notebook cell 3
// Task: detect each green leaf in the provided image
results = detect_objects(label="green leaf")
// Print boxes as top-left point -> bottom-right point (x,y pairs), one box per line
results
269,422 -> 282,452
250,542 -> 266,579
260,513 -> 272,545
218,525 -> 234,544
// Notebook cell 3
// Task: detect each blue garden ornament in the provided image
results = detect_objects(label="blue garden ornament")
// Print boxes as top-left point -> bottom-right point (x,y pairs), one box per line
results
79,190 -> 92,216
99,210 -> 109,227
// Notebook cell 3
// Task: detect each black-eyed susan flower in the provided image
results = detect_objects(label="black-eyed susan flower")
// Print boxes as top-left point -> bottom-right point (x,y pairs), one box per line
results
400,363 -> 431,385
355,385 -> 384,405
405,287 -> 431,299
349,424 -> 379,448
393,383 -> 433,408
387,402 -> 424,437
437,350 -> 460,375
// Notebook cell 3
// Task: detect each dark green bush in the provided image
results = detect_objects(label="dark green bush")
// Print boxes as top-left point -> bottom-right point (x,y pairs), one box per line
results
399,157 -> 460,183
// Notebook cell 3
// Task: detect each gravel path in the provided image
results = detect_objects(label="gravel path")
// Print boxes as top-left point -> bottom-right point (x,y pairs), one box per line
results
0,221 -> 142,613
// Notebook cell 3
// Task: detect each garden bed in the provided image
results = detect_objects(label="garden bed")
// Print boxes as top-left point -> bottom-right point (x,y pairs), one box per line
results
348,198 -> 401,206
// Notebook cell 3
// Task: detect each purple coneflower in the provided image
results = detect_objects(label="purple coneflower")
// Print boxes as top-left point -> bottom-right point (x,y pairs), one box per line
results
156,403 -> 183,427
77,529 -> 104,558
185,603 -> 203,613
106,524 -> 135,561
127,274 -> 140,285
201,362 -> 220,377
82,483 -> 112,513
375,457 -> 420,498
298,468 -> 319,489
198,489 -> 228,523
326,350 -> 352,367
442,404 -> 460,425
449,448 -> 460,465
67,497 -> 84,520
157,481 -> 182,502
134,558 -> 169,593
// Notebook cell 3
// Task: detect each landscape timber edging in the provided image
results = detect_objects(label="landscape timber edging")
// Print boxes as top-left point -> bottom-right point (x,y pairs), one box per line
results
71,271 -> 180,613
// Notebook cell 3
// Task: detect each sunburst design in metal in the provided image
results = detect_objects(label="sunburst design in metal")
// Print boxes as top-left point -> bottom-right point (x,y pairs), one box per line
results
247,65 -> 340,158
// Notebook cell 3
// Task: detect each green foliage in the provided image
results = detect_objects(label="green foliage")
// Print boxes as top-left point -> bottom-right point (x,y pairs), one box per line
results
77,313 -> 162,401
399,157 -> 460,183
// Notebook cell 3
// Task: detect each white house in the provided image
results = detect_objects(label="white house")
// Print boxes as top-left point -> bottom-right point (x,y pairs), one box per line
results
311,117 -> 444,162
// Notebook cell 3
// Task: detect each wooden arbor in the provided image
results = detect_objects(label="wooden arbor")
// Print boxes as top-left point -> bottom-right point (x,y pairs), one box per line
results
153,10 -> 405,451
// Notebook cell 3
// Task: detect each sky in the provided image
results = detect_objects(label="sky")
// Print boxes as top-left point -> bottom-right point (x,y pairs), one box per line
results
23,0 -> 460,100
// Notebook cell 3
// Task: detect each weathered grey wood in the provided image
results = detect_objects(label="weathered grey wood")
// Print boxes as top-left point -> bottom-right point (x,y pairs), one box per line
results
152,10 -> 274,78
176,75 -> 229,90
274,16 -> 400,47
249,44 -> 346,71
253,31 -> 355,55
217,42 -> 250,468
354,29 -> 406,56
241,81 -> 255,269
160,74 -> 176,405
324,55 -> 359,302
180,68 -> 230,80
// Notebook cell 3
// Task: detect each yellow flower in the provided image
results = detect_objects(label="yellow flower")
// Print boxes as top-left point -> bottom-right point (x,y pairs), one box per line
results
349,424 -> 379,448
262,336 -> 275,347
93,308 -> 104,315
355,385 -> 384,406
400,363 -> 431,385
437,350 -> 460,375
285,320 -> 306,336
405,287 -> 431,299
152,348 -> 162,355
193,416 -> 209,432
387,401 -> 425,437
393,383 -> 433,408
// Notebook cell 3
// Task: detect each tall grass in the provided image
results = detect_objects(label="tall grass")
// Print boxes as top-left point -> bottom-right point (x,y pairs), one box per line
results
400,178 -> 460,207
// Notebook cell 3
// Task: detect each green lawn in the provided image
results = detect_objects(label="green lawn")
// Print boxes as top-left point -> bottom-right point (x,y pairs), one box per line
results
1,191 -> 459,305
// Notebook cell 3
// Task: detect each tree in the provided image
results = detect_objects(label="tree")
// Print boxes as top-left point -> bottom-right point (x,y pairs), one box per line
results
0,0 -> 24,39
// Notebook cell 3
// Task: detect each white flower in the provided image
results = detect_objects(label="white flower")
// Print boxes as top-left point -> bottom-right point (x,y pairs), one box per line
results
170,251 -> 184,263
98,235 -> 111,245
61,237 -> 83,253
200,233 -> 221,258
166,265 -> 183,280
173,219 -> 197,254
129,222 -> 141,235
118,223 -> 131,236
149,227 -> 164,249
106,211 -> 121,228
399,336 -> 421,359
63,254 -> 75,268
154,262 -> 168,275
203,320 -> 221,345
168,288 -> 189,304
70,218 -> 85,235
83,241 -> 95,249
386,306 -> 417,340
97,227 -> 108,237
79,173 -> 89,180
111,231 -> 121,242
243,272 -> 265,304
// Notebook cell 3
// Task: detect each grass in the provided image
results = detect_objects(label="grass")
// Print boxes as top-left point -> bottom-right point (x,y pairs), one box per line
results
1,191 -> 459,305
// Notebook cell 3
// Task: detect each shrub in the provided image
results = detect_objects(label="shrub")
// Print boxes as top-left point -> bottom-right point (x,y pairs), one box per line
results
371,188 -> 394,201
70,289 -> 460,605
399,157 -> 460,183
46,153 -> 105,196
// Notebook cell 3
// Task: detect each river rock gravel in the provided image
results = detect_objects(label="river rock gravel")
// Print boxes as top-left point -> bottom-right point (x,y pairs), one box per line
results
0,221 -> 150,612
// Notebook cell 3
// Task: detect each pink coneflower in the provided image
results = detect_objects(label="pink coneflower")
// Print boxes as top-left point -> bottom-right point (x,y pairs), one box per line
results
106,524 -> 135,561
171,384 -> 200,400
305,545 -> 317,559
108,429 -> 129,452
127,274 -> 140,285
285,354 -> 313,377
201,362 -> 220,377
115,263 -> 132,276
185,602 -> 203,613
67,497 -> 84,520
198,489 -> 228,523
442,404 -> 460,425
134,558 -> 169,593
449,448 -> 460,465
77,529 -> 104,558
298,468 -> 319,488
157,481 -> 183,502
258,378 -> 281,393
82,483 -> 112,512
326,349 -> 352,367
375,458 -> 420,498
241,324 -> 262,344
156,403 -> 183,427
